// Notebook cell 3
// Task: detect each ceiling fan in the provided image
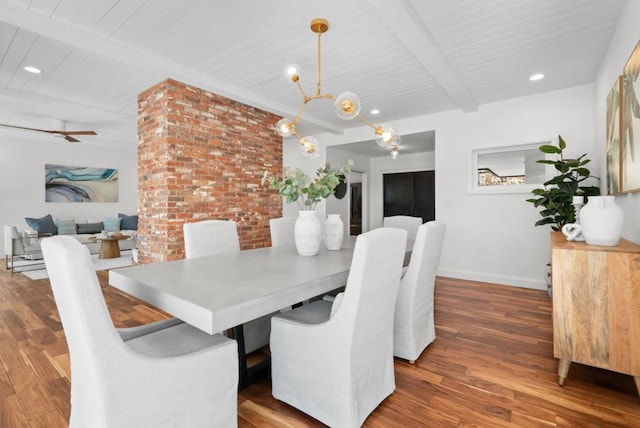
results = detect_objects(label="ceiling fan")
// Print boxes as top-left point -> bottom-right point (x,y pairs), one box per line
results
0,121 -> 97,142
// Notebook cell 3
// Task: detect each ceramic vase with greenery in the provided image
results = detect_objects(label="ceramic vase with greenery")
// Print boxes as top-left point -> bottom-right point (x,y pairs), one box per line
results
526,136 -> 600,231
262,160 -> 353,211
262,160 -> 353,255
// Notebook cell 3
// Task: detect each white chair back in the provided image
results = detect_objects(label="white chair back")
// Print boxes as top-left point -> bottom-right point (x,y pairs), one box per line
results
269,217 -> 296,247
383,215 -> 423,241
183,220 -> 239,258
184,219 -> 272,353
394,221 -> 446,362
270,227 -> 407,427
42,236 -> 239,427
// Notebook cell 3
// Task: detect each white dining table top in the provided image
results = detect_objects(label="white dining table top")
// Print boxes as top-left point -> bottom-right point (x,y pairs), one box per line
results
109,238 -> 359,335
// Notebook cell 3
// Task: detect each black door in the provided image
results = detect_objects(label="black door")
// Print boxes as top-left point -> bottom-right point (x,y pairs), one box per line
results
350,182 -> 362,235
383,170 -> 435,222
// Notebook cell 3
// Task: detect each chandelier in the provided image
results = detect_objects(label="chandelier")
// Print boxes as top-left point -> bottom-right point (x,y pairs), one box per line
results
274,18 -> 401,158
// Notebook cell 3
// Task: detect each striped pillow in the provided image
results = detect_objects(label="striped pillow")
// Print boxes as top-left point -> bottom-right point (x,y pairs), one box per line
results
57,219 -> 76,235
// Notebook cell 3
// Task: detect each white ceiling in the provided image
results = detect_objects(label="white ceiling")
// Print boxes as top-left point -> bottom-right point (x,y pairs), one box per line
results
0,0 -> 627,151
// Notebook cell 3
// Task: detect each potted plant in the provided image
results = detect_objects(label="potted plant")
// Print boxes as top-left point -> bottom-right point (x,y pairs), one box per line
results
262,160 -> 353,256
526,136 -> 600,298
262,160 -> 353,211
526,136 -> 600,231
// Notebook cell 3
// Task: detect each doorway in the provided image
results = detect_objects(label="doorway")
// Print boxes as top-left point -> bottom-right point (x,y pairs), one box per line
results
350,182 -> 362,235
349,171 -> 366,235
383,170 -> 435,222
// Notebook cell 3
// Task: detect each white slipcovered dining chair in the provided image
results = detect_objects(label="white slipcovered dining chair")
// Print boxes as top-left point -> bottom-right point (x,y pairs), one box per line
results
183,219 -> 272,353
42,236 -> 238,428
270,227 -> 407,427
184,219 -> 240,258
394,221 -> 446,363
269,217 -> 296,247
383,215 -> 423,241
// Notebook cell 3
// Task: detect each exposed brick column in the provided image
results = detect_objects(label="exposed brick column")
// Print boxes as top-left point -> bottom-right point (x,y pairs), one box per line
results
137,78 -> 282,263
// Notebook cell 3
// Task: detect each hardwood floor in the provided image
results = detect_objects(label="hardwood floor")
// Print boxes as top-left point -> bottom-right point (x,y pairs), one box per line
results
1,268 -> 638,427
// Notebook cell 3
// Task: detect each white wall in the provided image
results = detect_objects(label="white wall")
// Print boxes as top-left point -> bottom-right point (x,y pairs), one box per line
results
1,138 -> 137,255
594,0 -> 640,245
326,148 -> 371,236
290,84 -> 597,290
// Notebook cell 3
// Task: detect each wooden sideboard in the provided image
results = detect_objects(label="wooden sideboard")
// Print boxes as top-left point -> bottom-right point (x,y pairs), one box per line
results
550,232 -> 640,395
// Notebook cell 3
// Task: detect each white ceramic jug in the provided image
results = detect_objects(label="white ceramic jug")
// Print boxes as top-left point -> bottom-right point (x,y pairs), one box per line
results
579,196 -> 624,246
325,214 -> 344,250
294,210 -> 322,256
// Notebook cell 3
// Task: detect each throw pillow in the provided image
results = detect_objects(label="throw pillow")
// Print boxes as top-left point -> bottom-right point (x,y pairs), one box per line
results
76,222 -> 103,234
103,217 -> 121,232
25,214 -> 58,235
118,213 -> 138,230
57,219 -> 76,235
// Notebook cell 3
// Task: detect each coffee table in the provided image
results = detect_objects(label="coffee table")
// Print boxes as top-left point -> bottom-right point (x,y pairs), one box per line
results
97,235 -> 129,259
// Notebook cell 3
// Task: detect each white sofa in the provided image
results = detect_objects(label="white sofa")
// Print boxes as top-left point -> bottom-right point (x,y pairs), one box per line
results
4,219 -> 136,271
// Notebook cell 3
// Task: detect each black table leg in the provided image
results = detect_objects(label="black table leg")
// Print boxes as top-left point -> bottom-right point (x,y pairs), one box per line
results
232,324 -> 271,391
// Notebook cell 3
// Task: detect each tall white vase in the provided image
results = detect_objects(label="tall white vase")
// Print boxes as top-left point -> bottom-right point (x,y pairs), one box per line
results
295,210 -> 322,256
325,214 -> 344,250
580,196 -> 624,246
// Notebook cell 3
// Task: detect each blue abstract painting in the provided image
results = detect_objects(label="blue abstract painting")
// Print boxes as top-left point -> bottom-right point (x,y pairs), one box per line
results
45,164 -> 118,202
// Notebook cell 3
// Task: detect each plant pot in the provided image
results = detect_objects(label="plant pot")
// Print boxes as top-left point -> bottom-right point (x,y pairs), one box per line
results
295,210 -> 322,256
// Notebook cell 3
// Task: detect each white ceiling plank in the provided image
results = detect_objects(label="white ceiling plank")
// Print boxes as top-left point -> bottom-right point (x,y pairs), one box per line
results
27,0 -> 62,17
0,86 -> 135,124
0,27 -> 38,88
0,0 -> 344,134
93,0 -> 150,37
0,22 -> 18,62
68,0 -> 120,28
50,0 -> 87,25
366,0 -> 478,113
0,0 -> 628,150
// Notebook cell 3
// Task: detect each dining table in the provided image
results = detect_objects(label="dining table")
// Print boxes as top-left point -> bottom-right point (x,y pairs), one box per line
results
108,235 -> 412,388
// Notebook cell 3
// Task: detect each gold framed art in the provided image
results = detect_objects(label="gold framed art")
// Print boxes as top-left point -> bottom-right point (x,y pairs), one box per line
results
606,76 -> 622,195
621,40 -> 640,193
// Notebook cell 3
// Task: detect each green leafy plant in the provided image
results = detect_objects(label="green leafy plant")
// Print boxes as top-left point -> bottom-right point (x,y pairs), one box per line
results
262,160 -> 353,211
526,136 -> 600,231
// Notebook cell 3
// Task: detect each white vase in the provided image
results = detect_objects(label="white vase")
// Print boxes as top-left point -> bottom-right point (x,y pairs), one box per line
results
325,214 -> 344,250
580,196 -> 624,246
295,210 -> 322,256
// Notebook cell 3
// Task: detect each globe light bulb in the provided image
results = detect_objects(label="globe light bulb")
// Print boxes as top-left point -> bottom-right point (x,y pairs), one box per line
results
334,92 -> 361,120
374,125 -> 400,148
283,64 -> 301,82
299,136 -> 320,158
275,118 -> 295,137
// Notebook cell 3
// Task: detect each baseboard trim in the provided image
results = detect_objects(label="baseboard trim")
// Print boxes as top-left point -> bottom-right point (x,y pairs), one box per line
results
437,268 -> 546,290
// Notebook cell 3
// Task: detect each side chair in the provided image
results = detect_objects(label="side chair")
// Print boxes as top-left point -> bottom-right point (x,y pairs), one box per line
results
393,221 -> 446,363
183,219 -> 274,354
42,236 -> 238,428
383,215 -> 423,241
270,227 -> 407,427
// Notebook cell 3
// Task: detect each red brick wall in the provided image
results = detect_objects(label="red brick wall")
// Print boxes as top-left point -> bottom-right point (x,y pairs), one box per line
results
137,78 -> 282,263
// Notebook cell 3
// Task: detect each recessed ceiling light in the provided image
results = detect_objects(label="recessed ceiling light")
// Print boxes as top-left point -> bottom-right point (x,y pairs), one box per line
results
370,109 -> 380,115
24,66 -> 42,74
529,73 -> 544,81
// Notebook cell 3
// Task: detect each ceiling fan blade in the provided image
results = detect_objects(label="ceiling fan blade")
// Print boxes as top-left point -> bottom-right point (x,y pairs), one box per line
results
0,123 -> 50,133
0,123 -> 96,142
61,130 -> 97,136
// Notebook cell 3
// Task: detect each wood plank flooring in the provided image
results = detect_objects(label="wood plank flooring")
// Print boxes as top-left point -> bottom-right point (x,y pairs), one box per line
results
1,267 -> 638,427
